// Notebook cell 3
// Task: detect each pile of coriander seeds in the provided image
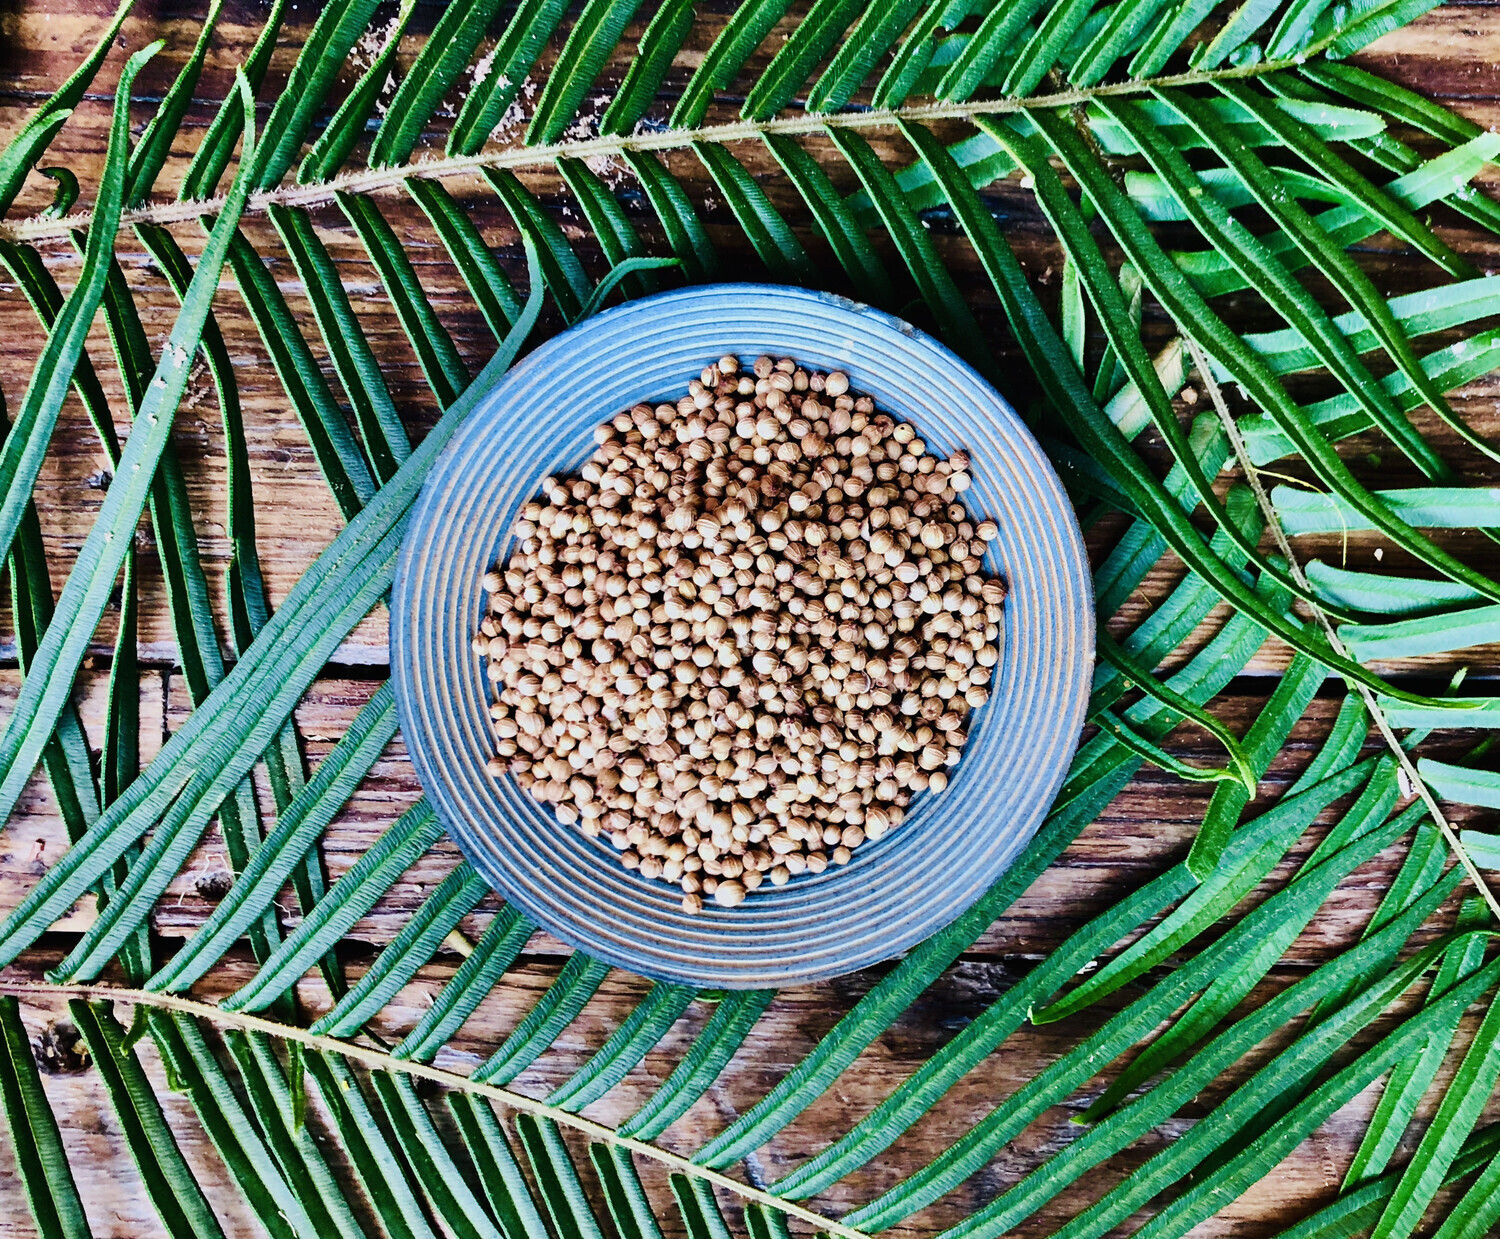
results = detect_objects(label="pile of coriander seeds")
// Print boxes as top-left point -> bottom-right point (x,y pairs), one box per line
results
476,355 -> 1005,914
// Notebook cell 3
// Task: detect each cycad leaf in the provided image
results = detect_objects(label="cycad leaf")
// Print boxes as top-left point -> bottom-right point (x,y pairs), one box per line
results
252,0 -> 383,188
372,0 -> 507,166
672,0 -> 791,128
0,997 -> 91,1239
620,151 -> 719,280
808,0 -> 928,111
71,1001 -> 226,1239
526,0 -> 646,144
447,1095 -> 552,1239
601,0 -> 697,135
394,907 -> 535,1061
450,0 -> 571,155
761,132 -> 894,303
0,0 -> 131,215
300,0 -> 419,182
310,863 -> 489,1036
0,42 -> 152,584
0,71 -> 255,848
742,0 -> 865,119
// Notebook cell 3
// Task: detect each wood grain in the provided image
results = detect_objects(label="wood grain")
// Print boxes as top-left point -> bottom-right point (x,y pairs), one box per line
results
0,1 -> 1499,1237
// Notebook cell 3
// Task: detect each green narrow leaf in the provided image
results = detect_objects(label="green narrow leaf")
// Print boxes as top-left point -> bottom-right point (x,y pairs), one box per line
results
691,142 -> 816,283
393,907 -> 535,1061
310,864 -> 490,1036
1224,78 -> 1473,277
1035,753 -> 1365,1029
1432,1131 -> 1500,1239
772,859 -> 1202,1198
150,684 -> 397,993
808,0 -> 928,111
1372,979 -> 1500,1238
555,157 -> 660,299
601,0 -> 697,135
526,0 -> 647,144
0,72 -> 256,857
591,1144 -> 666,1239
127,0 -> 225,205
671,1174 -> 732,1239
569,257 -> 680,323
742,0 -> 865,120
1096,954 -> 1500,1239
1002,0 -> 1097,96
825,126 -> 993,373
181,0 -> 286,200
268,203 -> 410,482
251,0 -> 384,188
226,228 -> 376,517
672,0 -> 790,128
619,989 -> 775,1139
1164,85 -> 1461,476
223,1032 -> 367,1239
0,43 -> 152,575
875,1 -> 965,109
372,0 -> 507,166
547,983 -> 697,1111
0,997 -> 91,1239
71,1001 -> 226,1239
337,191 -> 471,407
0,0 -> 131,215
619,151 -> 719,281
1040,102 -> 1500,617
448,0 -> 572,156
1305,558 -> 1485,616
1275,1124 -> 1500,1239
299,0 -> 419,183
484,169 -> 591,321
1095,629 -> 1258,798
761,132 -> 895,304
943,872 -> 1466,1239
407,177 -> 523,340
1346,898 -> 1491,1187
1078,761 -> 1398,1125
936,0 -> 1049,99
473,953 -> 613,1085
948,116 -> 1429,702
447,1095 -> 552,1239
974,114 -> 1335,617
304,1053 -> 436,1239
514,1115 -> 608,1239
1069,0 -> 1179,86
146,1013 -> 311,1239
369,1073 -> 505,1239
221,801 -> 445,1013
843,808 -> 1418,1231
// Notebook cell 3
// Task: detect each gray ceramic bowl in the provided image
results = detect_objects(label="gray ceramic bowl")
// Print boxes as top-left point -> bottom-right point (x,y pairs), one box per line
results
391,285 -> 1092,988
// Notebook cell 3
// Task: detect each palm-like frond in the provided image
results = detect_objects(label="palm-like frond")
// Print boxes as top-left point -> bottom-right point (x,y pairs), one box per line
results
0,1 -> 1499,1237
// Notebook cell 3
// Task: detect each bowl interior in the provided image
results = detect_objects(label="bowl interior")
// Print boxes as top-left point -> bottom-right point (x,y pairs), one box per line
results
391,285 -> 1092,987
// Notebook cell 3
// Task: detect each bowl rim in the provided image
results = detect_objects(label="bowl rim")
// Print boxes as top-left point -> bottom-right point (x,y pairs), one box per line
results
391,282 -> 1093,986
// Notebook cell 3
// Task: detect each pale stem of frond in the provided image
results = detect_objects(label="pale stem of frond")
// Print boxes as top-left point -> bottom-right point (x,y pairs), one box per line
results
0,54 -> 1311,245
1182,333 -> 1500,924
0,978 -> 871,1239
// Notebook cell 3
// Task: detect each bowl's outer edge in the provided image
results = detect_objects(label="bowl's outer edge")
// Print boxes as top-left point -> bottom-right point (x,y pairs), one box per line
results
391,284 -> 1094,987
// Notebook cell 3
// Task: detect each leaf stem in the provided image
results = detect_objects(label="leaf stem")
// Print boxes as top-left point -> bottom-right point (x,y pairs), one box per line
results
1183,333 -> 1500,922
0,54 -> 1322,246
0,977 -> 869,1239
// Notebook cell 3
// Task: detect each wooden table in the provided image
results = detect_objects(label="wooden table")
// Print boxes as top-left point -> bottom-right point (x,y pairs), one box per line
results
0,1 -> 1498,1235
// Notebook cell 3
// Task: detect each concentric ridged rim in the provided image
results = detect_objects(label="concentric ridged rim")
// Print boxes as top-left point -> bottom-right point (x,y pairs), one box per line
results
391,285 -> 1093,987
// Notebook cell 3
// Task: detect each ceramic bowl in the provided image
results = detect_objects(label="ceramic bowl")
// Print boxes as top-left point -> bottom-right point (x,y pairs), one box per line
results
391,284 -> 1092,987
